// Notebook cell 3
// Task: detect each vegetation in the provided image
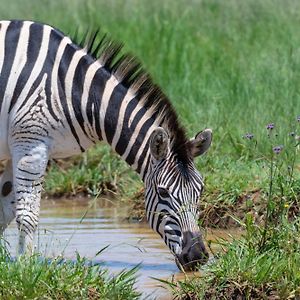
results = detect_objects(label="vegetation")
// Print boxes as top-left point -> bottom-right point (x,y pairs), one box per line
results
163,120 -> 300,298
0,0 -> 298,210
0,0 -> 300,299
0,242 -> 140,300
44,145 -> 140,198
0,0 -> 298,209
164,218 -> 300,299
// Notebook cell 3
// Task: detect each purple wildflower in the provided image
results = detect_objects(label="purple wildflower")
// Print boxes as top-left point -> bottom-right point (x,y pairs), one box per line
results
266,123 -> 275,130
243,133 -> 254,140
273,145 -> 283,154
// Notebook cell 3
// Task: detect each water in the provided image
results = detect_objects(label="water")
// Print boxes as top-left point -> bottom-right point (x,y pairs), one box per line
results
4,197 -> 240,299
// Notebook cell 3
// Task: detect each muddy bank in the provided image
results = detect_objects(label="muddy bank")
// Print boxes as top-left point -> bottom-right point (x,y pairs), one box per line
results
128,188 -> 300,229
202,281 -> 283,300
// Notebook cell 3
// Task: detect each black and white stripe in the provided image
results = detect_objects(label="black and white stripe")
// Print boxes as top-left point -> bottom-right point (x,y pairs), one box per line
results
0,20 -> 211,267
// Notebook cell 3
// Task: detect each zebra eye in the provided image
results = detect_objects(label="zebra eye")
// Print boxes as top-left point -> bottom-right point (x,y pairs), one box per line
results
157,187 -> 170,199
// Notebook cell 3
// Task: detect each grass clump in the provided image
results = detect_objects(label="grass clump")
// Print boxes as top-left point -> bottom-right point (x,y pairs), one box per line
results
44,144 -> 141,198
0,245 -> 140,300
166,218 -> 300,299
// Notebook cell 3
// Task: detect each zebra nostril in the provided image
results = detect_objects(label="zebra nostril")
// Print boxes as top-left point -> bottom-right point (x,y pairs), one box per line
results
182,253 -> 189,264
176,231 -> 209,271
2,181 -> 12,197
177,249 -> 209,271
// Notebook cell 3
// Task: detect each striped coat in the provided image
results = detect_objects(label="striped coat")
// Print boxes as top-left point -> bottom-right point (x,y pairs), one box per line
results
0,20 -> 212,270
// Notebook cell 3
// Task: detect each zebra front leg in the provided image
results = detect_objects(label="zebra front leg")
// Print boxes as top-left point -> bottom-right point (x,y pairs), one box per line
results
0,160 -> 16,235
11,142 -> 49,255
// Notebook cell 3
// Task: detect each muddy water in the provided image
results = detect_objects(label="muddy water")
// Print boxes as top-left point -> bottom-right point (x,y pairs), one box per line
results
4,198 -> 240,299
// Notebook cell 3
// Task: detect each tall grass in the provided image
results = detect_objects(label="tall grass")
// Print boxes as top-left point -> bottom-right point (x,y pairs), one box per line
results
0,0 -> 298,201
164,106 -> 299,299
165,219 -> 300,299
0,1 -> 299,298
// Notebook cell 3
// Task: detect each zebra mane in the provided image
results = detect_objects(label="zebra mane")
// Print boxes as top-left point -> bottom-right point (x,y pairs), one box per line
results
73,30 -> 192,164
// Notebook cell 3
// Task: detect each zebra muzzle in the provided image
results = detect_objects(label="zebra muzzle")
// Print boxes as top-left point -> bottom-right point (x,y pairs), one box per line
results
175,231 -> 209,271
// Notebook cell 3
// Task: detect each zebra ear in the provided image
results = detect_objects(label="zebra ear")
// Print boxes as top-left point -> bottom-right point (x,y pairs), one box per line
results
149,127 -> 170,161
190,128 -> 212,157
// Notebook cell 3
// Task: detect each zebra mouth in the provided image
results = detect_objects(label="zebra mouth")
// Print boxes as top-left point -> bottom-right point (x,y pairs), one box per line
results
174,231 -> 209,271
175,254 -> 209,272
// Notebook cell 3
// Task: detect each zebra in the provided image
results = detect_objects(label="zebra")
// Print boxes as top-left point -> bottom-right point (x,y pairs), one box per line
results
0,20 -> 212,271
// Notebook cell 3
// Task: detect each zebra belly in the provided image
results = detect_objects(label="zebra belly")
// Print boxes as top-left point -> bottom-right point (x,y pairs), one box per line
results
0,140 -> 10,161
0,126 -> 89,161
44,125 -> 95,160
0,106 -> 10,161
48,127 -> 92,159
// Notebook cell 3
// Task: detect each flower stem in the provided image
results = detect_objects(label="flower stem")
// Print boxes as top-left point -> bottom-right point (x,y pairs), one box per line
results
259,149 -> 274,250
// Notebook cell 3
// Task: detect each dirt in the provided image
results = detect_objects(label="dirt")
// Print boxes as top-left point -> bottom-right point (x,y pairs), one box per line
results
202,281 -> 283,300
128,188 -> 300,229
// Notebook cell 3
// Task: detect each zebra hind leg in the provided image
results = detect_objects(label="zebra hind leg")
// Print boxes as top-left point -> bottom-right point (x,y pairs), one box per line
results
0,160 -> 16,236
10,141 -> 49,255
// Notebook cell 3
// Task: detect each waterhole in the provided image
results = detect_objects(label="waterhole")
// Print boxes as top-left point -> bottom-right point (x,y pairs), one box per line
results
4,197 -> 240,299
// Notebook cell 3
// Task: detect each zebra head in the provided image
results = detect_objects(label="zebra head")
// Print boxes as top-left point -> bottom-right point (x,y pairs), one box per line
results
145,127 -> 212,271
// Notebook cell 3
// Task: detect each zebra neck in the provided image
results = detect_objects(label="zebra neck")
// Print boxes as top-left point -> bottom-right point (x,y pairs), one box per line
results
83,65 -> 155,180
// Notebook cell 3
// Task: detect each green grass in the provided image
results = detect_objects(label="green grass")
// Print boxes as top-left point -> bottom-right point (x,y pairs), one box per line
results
44,144 -> 140,198
164,111 -> 299,298
164,217 -> 300,299
0,0 -> 300,298
0,0 -> 298,204
0,244 -> 140,300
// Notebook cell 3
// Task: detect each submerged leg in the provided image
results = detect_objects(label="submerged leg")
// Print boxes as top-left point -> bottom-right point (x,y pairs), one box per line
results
10,142 -> 49,255
0,160 -> 15,235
